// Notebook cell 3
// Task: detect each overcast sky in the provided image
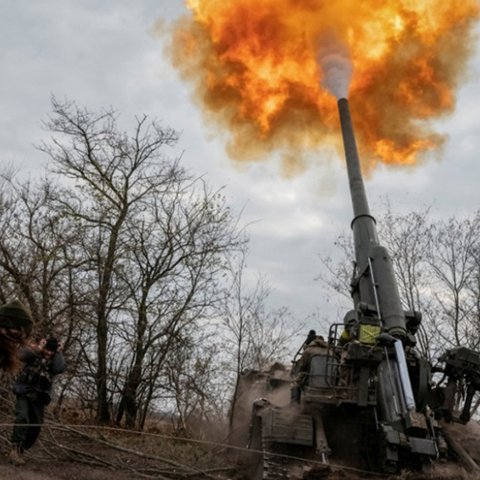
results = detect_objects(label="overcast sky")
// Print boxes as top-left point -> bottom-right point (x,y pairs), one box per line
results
1,1 -> 479,330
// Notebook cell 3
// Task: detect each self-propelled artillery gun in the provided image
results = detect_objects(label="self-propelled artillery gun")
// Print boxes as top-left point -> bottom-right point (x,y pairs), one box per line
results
230,98 -> 480,479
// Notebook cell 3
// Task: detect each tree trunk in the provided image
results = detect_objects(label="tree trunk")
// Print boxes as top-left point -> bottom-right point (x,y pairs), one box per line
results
96,309 -> 110,423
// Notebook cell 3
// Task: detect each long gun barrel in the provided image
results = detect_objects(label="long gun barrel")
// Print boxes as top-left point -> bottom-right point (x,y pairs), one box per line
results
337,98 -> 417,427
337,98 -> 378,266
337,98 -> 407,339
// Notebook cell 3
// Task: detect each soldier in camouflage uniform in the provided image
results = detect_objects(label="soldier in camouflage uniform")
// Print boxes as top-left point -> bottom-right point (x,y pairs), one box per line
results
9,336 -> 66,466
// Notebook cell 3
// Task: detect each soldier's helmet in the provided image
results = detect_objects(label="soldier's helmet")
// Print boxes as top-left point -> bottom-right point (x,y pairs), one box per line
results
0,300 -> 33,336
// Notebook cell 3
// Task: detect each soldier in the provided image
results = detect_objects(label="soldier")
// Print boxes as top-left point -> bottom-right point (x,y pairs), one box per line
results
0,300 -> 33,373
293,334 -> 329,400
305,329 -> 317,346
9,336 -> 66,466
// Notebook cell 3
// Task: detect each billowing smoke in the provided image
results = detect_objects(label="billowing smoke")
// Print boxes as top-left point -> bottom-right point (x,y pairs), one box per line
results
317,44 -> 352,99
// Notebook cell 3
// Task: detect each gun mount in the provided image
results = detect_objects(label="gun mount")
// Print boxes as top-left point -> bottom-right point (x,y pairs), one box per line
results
230,98 -> 480,480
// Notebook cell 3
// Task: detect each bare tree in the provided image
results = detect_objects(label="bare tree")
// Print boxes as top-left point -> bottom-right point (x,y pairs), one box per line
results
113,182 -> 243,428
427,215 -> 480,353
39,97 -> 244,424
467,214 -> 480,351
161,334 -> 225,437
0,171 -> 83,328
220,247 -> 299,428
37,98 -> 178,421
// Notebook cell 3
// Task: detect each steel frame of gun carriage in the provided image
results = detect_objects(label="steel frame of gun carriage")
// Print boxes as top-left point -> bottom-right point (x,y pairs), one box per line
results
230,98 -> 480,479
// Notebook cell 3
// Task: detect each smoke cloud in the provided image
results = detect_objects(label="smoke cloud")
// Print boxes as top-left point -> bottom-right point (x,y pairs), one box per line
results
317,43 -> 353,100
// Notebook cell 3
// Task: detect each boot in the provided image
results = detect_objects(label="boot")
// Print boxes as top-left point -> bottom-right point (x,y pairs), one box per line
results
8,444 -> 25,466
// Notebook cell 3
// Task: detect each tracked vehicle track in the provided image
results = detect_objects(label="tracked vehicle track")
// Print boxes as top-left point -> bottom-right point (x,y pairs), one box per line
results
262,443 -> 292,480
262,436 -> 309,480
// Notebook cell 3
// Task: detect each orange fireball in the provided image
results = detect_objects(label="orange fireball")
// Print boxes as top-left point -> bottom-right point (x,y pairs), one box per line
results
166,0 -> 479,172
